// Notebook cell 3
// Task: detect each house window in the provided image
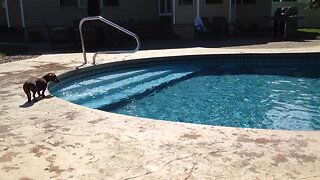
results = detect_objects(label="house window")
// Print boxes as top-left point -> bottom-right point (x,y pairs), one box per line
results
243,0 -> 256,4
232,0 -> 241,5
79,0 -> 87,7
60,0 -> 77,7
179,0 -> 193,5
159,0 -> 172,16
60,0 -> 107,7
103,0 -> 120,7
206,0 -> 223,4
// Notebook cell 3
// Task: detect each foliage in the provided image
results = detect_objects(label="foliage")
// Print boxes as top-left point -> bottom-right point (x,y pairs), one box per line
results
306,0 -> 320,10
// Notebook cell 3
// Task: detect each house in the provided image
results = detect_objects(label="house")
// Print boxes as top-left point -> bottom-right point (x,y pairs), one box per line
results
2,0 -> 273,41
0,0 -> 8,27
174,0 -> 272,38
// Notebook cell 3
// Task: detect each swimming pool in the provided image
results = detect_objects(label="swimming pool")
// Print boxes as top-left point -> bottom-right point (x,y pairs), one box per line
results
49,53 -> 320,131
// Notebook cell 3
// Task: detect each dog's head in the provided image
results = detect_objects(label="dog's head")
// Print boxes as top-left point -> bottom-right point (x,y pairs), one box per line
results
43,73 -> 60,83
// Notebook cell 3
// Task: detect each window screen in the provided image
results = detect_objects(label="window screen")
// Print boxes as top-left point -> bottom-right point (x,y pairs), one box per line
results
206,0 -> 223,4
60,0 -> 77,7
179,0 -> 193,5
103,0 -> 119,6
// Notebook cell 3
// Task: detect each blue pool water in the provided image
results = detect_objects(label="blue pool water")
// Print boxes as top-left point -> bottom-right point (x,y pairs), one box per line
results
50,59 -> 320,130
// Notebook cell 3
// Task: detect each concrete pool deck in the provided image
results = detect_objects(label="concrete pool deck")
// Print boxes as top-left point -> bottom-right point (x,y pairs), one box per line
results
1,43 -> 320,179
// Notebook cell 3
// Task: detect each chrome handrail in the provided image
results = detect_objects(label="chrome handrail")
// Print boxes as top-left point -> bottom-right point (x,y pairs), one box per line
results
77,16 -> 140,69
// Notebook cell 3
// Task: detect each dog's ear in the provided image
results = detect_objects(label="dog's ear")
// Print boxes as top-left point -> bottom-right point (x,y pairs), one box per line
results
49,73 -> 60,82
48,73 -> 57,79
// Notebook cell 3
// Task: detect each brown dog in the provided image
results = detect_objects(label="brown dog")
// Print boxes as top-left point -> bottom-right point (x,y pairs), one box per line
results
23,73 -> 60,103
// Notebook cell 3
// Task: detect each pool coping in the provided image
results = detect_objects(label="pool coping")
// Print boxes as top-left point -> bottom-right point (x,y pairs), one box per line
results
1,47 -> 320,179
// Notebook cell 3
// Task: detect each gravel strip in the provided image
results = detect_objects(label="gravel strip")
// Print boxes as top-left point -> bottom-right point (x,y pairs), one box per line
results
0,55 -> 40,64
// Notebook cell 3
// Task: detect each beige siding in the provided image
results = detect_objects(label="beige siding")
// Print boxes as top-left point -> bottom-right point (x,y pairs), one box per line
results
174,0 -> 232,39
237,2 -> 272,21
200,1 -> 230,20
272,2 -> 320,28
173,0 -> 272,39
23,0 -> 159,28
175,1 -> 230,24
7,0 -> 22,27
0,6 -> 6,26
175,2 -> 196,24
236,1 -> 272,28
175,0 -> 272,25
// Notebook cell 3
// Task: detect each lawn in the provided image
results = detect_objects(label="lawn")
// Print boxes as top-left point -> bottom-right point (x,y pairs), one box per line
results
298,28 -> 320,34
298,28 -> 320,38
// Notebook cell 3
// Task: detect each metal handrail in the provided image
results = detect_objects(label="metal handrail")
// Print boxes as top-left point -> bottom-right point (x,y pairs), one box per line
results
77,16 -> 140,69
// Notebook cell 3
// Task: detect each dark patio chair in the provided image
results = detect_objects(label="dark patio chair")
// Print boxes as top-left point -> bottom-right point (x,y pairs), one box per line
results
195,17 -> 211,40
73,19 -> 102,48
211,17 -> 228,38
44,21 -> 74,47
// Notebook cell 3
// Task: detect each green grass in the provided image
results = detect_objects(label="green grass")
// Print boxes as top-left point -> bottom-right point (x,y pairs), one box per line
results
298,28 -> 320,34
298,28 -> 320,39
0,53 -> 5,58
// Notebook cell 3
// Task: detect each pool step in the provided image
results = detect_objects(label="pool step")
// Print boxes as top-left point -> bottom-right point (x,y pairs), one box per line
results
81,70 -> 195,109
53,67 -> 165,93
63,69 -> 173,102
57,69 -> 147,92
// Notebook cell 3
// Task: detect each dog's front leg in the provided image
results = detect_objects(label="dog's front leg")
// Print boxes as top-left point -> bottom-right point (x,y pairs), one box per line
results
33,92 -> 37,102
41,90 -> 46,97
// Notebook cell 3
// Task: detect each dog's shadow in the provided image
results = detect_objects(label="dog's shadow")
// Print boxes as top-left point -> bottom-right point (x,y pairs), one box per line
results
19,95 -> 54,108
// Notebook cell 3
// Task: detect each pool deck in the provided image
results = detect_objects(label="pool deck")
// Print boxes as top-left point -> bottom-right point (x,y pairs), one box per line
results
1,42 -> 320,179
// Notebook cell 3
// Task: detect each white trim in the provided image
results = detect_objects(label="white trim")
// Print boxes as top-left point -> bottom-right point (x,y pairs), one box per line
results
228,0 -> 232,23
172,0 -> 176,24
4,0 -> 10,27
196,0 -> 199,17
19,0 -> 25,28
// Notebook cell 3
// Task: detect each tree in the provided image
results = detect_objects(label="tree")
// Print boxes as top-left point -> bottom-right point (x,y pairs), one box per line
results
306,0 -> 320,10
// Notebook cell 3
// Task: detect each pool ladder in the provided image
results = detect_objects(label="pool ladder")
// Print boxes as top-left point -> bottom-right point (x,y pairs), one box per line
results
76,16 -> 141,69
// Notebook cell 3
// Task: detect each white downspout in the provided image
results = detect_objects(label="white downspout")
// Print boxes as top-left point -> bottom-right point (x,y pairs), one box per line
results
19,0 -> 25,28
228,0 -> 232,23
196,0 -> 200,17
4,0 -> 10,27
172,0 -> 176,24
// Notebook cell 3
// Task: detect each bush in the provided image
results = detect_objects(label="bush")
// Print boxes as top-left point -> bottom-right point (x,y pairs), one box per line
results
0,43 -> 28,55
